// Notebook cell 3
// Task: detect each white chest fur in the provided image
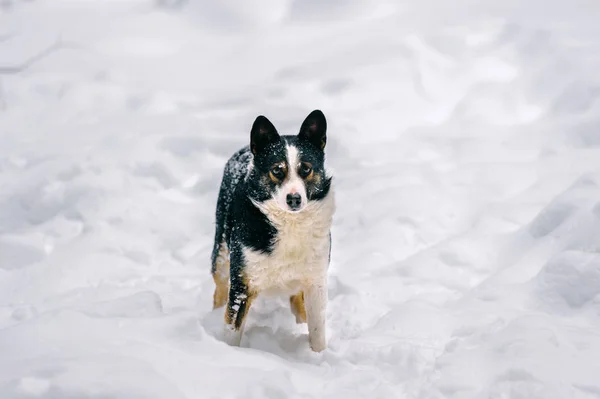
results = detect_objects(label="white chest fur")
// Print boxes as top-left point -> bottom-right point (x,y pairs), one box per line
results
243,191 -> 335,294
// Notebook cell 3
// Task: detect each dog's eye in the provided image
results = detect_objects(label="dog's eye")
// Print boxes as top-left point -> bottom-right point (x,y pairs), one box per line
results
270,165 -> 285,180
299,163 -> 312,178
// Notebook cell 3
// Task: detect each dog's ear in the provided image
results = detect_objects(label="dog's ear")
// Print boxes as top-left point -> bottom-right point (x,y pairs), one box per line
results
250,115 -> 280,155
298,109 -> 327,151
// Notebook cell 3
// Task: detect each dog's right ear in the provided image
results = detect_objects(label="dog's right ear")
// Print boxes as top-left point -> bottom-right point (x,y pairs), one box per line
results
250,115 -> 280,155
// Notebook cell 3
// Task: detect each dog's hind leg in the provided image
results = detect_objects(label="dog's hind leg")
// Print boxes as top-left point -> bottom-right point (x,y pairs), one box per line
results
211,241 -> 230,309
290,291 -> 307,324
211,171 -> 233,309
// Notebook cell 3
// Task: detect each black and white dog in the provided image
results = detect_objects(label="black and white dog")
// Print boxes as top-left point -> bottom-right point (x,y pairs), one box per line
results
210,110 -> 335,352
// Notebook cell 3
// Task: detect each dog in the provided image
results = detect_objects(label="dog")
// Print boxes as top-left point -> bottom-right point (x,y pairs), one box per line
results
210,109 -> 335,352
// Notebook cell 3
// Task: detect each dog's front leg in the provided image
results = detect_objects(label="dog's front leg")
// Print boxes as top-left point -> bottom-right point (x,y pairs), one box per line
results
304,275 -> 328,352
222,269 -> 255,347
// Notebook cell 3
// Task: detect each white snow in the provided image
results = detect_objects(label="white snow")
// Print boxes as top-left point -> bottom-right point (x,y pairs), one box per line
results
2,0 -> 600,398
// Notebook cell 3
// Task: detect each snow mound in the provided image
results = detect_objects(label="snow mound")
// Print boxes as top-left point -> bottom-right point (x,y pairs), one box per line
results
534,251 -> 600,312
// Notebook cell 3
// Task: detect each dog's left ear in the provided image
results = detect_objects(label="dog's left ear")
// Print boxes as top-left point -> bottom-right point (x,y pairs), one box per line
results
298,110 -> 327,151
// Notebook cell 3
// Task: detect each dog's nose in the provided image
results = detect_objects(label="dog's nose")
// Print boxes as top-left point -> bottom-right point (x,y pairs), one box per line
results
286,193 -> 302,210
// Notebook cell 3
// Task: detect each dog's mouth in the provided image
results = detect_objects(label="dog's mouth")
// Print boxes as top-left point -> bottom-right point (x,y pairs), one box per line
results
252,197 -> 309,216
282,204 -> 306,213
277,200 -> 308,214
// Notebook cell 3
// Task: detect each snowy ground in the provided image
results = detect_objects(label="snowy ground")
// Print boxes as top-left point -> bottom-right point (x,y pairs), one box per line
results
2,0 -> 600,398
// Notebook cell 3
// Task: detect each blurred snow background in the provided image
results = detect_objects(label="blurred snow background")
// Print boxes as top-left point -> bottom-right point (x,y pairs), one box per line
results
1,0 -> 600,398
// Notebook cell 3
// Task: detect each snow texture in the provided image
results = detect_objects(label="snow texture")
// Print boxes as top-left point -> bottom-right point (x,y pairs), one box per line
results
1,0 -> 600,398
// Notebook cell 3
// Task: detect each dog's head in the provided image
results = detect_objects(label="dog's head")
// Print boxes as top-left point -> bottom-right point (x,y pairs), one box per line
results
247,109 -> 332,213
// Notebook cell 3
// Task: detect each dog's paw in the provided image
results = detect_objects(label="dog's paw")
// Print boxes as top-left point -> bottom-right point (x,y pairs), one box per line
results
222,324 -> 242,347
309,335 -> 326,352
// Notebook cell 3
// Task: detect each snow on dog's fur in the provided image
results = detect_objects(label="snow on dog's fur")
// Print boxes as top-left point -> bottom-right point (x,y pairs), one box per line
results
210,110 -> 335,352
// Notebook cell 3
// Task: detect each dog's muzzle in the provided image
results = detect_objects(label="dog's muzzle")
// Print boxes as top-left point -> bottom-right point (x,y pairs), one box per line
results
286,193 -> 302,211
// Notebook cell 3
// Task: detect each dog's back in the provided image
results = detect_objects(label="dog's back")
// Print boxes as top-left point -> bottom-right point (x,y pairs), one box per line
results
210,146 -> 252,274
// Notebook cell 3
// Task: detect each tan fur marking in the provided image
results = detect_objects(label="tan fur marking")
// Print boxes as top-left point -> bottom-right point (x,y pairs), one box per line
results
306,173 -> 322,198
290,291 -> 307,323
301,162 -> 315,181
269,162 -> 288,183
261,174 -> 272,187
213,274 -> 229,309
212,241 -> 230,309
268,172 -> 279,183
